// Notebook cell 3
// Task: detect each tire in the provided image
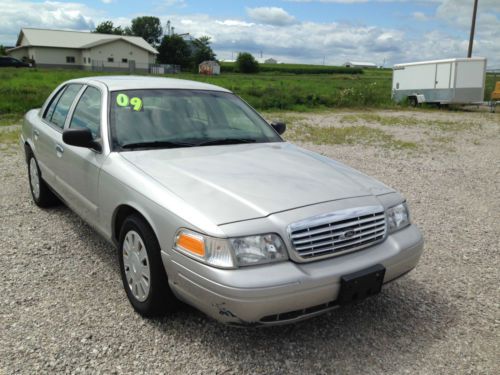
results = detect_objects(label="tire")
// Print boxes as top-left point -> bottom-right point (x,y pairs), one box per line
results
118,214 -> 175,317
408,96 -> 418,107
27,151 -> 59,208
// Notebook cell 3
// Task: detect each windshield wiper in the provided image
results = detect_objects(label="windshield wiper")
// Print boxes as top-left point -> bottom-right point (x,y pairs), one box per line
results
121,140 -> 195,150
196,138 -> 257,146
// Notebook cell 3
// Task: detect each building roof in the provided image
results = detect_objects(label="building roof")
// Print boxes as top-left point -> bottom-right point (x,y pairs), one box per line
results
67,76 -> 231,92
14,28 -> 158,54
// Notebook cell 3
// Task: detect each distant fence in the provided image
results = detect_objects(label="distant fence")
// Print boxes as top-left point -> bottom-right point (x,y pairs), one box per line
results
90,60 -> 180,74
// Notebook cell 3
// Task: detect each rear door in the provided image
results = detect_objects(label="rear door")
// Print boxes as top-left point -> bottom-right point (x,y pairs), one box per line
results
33,84 -> 83,189
55,85 -> 106,223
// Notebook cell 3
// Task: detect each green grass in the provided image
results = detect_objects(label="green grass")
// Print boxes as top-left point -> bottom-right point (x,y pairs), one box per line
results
220,62 -> 364,75
0,67 -> 497,126
340,113 -> 478,131
0,113 -> 23,126
287,124 -> 418,150
0,129 -> 20,144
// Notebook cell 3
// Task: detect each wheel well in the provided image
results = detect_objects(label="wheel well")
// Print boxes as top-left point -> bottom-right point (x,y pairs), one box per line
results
24,142 -> 32,162
113,205 -> 149,244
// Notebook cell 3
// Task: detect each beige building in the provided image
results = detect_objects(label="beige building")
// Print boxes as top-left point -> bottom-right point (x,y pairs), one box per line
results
7,28 -> 158,72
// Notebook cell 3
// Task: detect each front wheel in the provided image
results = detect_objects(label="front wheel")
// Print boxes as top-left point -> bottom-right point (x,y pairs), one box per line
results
119,215 -> 175,317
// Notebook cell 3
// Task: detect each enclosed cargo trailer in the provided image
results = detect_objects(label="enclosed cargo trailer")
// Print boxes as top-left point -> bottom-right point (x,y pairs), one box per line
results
392,57 -> 487,105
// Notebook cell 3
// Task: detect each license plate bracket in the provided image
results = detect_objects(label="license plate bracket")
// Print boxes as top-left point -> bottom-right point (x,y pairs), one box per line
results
338,264 -> 386,305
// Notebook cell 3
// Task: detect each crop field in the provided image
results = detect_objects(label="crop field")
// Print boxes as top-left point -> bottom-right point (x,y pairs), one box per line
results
0,66 -> 497,126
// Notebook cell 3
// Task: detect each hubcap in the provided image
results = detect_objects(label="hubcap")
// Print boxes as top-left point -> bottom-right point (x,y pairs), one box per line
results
122,230 -> 151,302
29,158 -> 40,200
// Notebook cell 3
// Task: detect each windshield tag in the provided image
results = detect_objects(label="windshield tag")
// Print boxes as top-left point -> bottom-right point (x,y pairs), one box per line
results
116,93 -> 143,111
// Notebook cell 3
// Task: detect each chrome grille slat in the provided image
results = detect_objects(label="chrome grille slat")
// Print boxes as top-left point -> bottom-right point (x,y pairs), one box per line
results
288,206 -> 387,261
290,214 -> 386,239
296,232 -> 386,257
292,220 -> 386,245
294,226 -> 386,251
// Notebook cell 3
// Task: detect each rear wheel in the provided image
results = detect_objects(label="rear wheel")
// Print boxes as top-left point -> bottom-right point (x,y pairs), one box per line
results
119,214 -> 175,317
27,152 -> 59,207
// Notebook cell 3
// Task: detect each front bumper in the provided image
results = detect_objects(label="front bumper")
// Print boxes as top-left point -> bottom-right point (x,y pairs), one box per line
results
162,224 -> 423,326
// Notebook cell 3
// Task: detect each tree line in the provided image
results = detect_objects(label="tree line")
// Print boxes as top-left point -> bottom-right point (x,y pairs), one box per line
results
93,17 -> 216,71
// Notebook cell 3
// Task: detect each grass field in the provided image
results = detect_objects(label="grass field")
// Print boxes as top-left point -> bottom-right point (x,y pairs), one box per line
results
0,66 -> 497,126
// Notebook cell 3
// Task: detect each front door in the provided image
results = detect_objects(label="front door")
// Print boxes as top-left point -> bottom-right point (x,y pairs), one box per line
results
34,84 -> 83,188
56,85 -> 106,224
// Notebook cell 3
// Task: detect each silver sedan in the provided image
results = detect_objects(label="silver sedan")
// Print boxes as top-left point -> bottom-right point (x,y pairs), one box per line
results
21,76 -> 423,325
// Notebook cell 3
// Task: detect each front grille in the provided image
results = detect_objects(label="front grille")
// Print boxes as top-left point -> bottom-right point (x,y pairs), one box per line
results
288,206 -> 386,260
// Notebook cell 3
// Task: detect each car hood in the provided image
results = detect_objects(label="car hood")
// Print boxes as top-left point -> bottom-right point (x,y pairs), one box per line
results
120,142 -> 394,225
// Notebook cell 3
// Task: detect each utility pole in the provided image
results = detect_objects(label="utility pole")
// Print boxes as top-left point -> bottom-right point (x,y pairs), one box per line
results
467,0 -> 479,58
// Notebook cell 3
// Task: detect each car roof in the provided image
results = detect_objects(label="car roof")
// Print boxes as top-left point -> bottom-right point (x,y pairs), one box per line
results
67,75 -> 231,93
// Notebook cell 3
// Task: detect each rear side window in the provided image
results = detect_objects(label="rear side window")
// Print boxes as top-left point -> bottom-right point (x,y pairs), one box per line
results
50,84 -> 82,129
69,87 -> 101,139
43,87 -> 65,122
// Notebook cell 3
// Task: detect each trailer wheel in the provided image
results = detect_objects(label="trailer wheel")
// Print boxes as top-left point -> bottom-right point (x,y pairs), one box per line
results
408,96 -> 418,107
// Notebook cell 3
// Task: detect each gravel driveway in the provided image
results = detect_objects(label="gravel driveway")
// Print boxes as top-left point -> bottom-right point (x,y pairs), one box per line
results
1,110 -> 499,374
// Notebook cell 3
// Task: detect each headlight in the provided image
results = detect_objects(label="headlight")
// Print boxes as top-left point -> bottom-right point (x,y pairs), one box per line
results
386,202 -> 410,233
229,234 -> 288,266
174,230 -> 288,268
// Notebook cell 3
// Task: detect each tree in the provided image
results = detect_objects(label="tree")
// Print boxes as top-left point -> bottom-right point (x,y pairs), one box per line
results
236,52 -> 259,73
157,35 -> 191,68
191,36 -> 216,67
129,16 -> 163,47
0,45 -> 6,56
93,21 -> 125,35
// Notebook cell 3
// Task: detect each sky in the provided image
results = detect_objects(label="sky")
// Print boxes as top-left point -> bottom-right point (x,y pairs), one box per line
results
1,0 -> 499,67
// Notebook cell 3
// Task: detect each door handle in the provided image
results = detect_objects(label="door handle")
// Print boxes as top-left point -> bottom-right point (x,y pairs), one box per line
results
55,144 -> 64,155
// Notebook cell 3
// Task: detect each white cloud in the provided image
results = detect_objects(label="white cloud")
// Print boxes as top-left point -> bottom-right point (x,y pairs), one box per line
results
246,7 -> 297,26
285,0 -> 440,3
0,0 -> 95,43
413,12 -> 428,21
101,0 -> 113,4
215,20 -> 254,27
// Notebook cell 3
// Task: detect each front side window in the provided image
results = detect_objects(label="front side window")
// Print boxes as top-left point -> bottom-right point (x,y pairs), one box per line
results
109,89 -> 282,150
50,84 -> 83,128
69,86 -> 101,139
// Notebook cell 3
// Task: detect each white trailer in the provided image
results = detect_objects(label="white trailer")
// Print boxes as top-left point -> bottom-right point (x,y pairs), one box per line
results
392,57 -> 487,106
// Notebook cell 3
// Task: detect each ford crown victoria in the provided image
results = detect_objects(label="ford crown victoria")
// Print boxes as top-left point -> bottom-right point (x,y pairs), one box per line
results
21,76 -> 423,325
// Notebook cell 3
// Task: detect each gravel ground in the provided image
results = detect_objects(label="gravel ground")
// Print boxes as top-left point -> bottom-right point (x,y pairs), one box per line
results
1,110 -> 499,374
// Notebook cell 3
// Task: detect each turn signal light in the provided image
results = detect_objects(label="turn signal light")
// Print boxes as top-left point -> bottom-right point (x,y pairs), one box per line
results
176,232 -> 205,256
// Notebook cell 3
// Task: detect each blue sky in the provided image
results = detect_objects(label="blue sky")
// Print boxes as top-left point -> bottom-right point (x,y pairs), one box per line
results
1,0 -> 499,67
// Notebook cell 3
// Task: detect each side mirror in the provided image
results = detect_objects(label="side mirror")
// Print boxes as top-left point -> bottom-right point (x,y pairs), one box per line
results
63,128 -> 102,152
271,121 -> 286,135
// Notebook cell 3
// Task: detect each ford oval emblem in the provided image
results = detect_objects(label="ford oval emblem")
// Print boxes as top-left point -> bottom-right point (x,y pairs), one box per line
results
343,230 -> 355,239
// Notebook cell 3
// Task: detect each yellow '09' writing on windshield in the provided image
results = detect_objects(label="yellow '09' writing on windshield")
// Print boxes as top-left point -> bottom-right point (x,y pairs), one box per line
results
116,93 -> 143,111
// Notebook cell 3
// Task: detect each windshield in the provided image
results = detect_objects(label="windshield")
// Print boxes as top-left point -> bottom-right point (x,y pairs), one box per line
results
109,89 -> 282,150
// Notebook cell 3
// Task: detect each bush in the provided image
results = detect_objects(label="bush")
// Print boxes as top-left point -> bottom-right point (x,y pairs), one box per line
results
236,53 -> 259,74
